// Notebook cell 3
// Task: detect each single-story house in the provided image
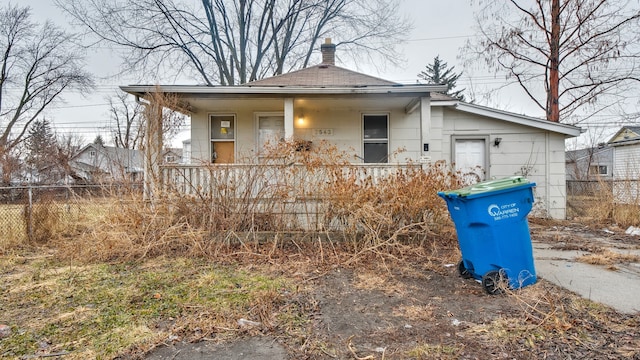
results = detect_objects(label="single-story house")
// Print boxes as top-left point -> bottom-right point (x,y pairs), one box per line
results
163,148 -> 184,164
70,143 -> 144,183
565,144 -> 613,181
121,39 -> 581,219
607,125 -> 640,203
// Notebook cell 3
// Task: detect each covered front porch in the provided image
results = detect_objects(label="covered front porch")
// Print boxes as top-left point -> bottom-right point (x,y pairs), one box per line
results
159,160 -> 446,231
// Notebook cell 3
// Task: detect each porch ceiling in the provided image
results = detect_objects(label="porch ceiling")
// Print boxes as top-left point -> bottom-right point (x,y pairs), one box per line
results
120,84 -> 448,113
183,96 -> 418,112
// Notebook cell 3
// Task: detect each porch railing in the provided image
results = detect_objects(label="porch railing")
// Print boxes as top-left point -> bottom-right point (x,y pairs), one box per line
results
161,163 -> 426,199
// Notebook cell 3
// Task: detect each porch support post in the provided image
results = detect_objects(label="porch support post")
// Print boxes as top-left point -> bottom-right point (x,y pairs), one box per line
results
143,100 -> 164,201
420,96 -> 431,160
284,97 -> 294,139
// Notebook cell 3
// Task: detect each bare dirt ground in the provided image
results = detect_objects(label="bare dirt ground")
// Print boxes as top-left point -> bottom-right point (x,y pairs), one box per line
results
142,222 -> 640,359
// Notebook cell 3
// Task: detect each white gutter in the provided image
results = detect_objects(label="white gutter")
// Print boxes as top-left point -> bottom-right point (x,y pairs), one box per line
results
120,84 -> 449,96
453,102 -> 582,137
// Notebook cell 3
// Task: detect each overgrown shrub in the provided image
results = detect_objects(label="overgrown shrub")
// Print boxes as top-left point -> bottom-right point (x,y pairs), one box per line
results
59,140 -> 464,262
567,177 -> 640,227
25,197 -> 62,244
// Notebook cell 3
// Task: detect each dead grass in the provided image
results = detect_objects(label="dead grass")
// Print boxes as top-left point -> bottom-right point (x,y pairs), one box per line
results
0,204 -> 26,251
406,343 -> 463,359
464,279 -> 639,358
393,304 -> 437,321
577,249 -> 640,266
567,178 -> 640,227
35,140 -> 462,267
0,255 -> 302,359
352,271 -> 408,295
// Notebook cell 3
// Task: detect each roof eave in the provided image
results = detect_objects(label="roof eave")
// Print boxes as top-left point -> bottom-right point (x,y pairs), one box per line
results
120,84 -> 449,97
452,102 -> 582,137
609,138 -> 640,147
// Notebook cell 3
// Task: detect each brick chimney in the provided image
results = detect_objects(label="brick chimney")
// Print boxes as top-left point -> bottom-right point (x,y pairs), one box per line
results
320,38 -> 336,65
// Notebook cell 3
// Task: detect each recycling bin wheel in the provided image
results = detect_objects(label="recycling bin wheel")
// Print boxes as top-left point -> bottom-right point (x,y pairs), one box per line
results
457,261 -> 473,279
482,269 -> 507,295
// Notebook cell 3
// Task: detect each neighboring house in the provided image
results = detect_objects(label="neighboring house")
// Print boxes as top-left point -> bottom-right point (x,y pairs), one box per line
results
608,125 -> 640,203
121,39 -> 581,219
163,148 -> 183,164
70,144 -> 144,183
565,144 -> 613,181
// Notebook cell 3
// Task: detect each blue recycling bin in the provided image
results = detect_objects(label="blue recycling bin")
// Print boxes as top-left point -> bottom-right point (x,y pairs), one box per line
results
438,176 -> 537,294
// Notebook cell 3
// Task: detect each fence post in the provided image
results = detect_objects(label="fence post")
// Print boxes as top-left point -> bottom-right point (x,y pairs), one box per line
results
27,186 -> 33,242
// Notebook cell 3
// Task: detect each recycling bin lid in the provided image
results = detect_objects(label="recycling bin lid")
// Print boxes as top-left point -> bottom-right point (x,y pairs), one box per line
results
439,176 -> 533,198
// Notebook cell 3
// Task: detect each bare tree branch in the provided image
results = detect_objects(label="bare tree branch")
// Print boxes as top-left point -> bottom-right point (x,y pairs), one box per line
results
0,4 -> 92,160
464,0 -> 640,122
55,0 -> 411,85
108,92 -> 145,150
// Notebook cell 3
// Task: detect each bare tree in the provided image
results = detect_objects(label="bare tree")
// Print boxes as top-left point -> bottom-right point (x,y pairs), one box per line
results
55,0 -> 410,85
464,0 -> 640,122
0,4 -> 92,184
108,92 -> 145,150
54,132 -> 85,184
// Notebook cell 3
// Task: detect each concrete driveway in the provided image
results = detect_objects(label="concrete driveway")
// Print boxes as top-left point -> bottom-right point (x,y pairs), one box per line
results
532,224 -> 640,314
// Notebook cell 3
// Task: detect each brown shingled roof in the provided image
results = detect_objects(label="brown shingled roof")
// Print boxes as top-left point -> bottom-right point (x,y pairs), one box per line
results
246,64 -> 398,87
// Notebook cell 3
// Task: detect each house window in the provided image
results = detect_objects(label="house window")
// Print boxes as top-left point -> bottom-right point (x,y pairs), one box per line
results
210,114 -> 235,163
165,155 -> 175,163
257,114 -> 285,155
363,114 -> 388,163
89,150 -> 96,158
589,165 -> 608,176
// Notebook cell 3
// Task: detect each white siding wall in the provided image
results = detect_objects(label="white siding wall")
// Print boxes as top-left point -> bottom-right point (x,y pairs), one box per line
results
189,99 -> 570,219
612,144 -> 640,180
191,97 -> 423,164
190,99 -> 284,163
434,108 -> 567,219
612,144 -> 640,203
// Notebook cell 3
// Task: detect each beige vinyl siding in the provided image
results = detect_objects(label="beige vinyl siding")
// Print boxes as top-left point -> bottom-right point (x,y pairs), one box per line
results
612,144 -> 640,204
190,97 -> 424,164
189,99 -> 570,218
389,108 -> 421,162
612,144 -> 640,180
437,108 -> 567,218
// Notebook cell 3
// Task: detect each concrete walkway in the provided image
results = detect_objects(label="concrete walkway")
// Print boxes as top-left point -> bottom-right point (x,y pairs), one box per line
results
533,241 -> 640,314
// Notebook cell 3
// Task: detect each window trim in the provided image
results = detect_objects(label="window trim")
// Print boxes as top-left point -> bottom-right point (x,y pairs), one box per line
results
254,111 -> 285,156
362,113 -> 390,163
209,113 -> 237,163
589,164 -> 609,176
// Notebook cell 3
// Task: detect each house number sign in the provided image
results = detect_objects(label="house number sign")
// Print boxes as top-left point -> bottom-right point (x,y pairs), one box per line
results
313,128 -> 334,136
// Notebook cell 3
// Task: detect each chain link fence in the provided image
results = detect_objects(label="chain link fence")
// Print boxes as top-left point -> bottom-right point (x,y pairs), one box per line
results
0,184 -> 140,247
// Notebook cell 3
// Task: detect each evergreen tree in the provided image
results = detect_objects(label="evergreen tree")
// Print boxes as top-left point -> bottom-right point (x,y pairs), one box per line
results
25,120 -> 57,182
25,120 -> 57,170
93,135 -> 105,147
418,56 -> 465,101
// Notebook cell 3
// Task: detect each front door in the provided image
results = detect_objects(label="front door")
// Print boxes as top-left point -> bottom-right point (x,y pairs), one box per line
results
210,114 -> 235,163
455,139 -> 486,183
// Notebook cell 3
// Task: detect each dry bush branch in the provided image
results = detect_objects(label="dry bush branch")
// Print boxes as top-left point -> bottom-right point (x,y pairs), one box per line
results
52,140 -> 462,266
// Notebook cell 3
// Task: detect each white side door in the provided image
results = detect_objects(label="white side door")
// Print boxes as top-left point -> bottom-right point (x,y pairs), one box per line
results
455,139 -> 486,183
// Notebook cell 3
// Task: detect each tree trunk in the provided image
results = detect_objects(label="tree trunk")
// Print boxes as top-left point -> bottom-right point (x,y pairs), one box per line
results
548,0 -> 560,122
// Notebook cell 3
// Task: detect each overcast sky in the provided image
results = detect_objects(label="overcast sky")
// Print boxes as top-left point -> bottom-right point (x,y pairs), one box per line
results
24,0 -> 610,148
